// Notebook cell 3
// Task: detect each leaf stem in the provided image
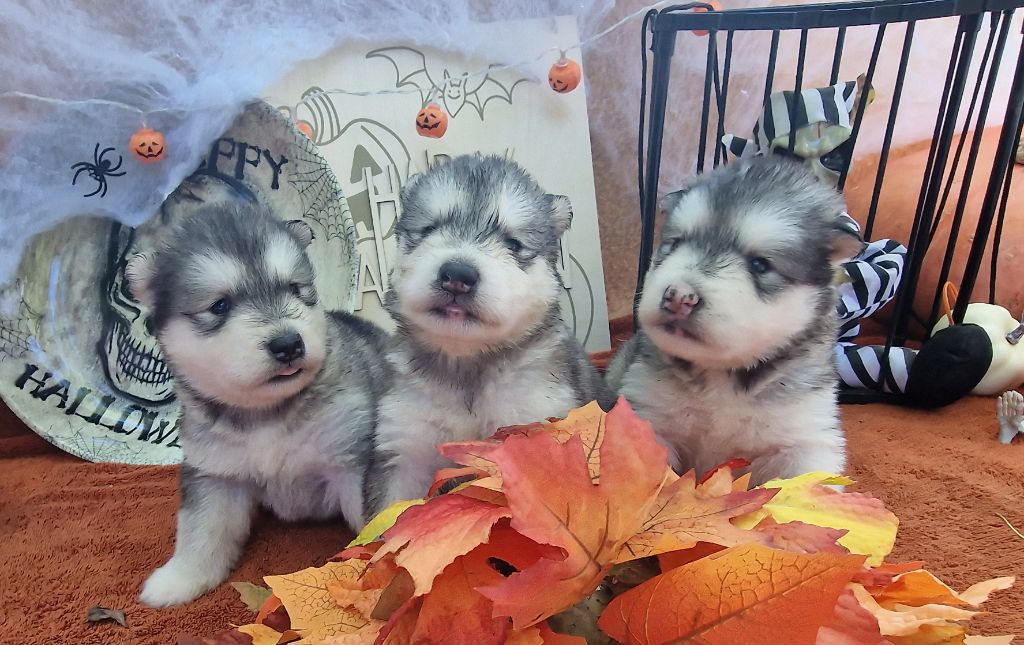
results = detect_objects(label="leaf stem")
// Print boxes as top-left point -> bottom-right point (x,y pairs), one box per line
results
995,512 -> 1024,540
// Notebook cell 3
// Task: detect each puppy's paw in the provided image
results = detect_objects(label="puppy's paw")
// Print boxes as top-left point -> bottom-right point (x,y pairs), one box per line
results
139,558 -> 222,607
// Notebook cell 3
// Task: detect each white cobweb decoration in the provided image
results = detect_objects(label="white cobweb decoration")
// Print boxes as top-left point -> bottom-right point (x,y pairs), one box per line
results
0,0 -> 615,286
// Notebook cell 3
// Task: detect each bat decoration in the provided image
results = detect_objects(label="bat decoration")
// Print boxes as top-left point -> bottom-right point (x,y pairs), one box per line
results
366,46 -> 530,120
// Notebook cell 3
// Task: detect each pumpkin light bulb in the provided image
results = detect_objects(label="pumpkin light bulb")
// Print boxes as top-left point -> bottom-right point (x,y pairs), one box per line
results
130,127 -> 165,164
296,120 -> 314,140
691,0 -> 723,36
548,55 -> 582,94
416,102 -> 448,138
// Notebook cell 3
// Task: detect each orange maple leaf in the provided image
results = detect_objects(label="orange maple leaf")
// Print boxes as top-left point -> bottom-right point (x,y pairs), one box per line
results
438,401 -> 609,492
505,623 -> 588,644
437,440 -> 503,480
407,524 -> 562,644
815,588 -> 888,645
372,595 -> 421,645
872,570 -> 1015,609
849,584 -> 982,638
518,401 -> 607,481
755,518 -> 849,555
617,469 -> 775,563
410,526 -> 539,644
852,561 -> 927,588
372,494 -> 510,595
427,466 -> 489,496
598,543 -> 866,644
657,542 -> 726,571
255,595 -> 285,626
846,570 -> 1014,641
478,401 -> 666,628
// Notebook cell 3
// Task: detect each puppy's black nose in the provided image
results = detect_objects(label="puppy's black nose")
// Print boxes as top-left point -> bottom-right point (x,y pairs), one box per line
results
438,261 -> 479,295
268,333 -> 305,363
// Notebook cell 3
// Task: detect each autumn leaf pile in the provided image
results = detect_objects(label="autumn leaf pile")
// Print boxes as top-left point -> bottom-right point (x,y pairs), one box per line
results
191,400 -> 1015,645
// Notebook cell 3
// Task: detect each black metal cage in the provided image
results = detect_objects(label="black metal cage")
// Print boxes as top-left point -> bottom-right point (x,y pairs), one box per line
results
637,0 -> 1024,403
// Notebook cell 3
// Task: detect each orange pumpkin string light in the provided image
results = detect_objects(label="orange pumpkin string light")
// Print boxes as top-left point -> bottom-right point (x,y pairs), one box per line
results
548,50 -> 582,94
295,120 -> 314,140
130,126 -> 165,163
415,97 -> 448,138
283,105 -> 315,141
691,0 -> 723,36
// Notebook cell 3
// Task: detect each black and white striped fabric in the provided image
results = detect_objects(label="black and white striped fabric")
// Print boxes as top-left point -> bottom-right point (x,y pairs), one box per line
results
723,79 -> 859,159
833,214 -> 913,394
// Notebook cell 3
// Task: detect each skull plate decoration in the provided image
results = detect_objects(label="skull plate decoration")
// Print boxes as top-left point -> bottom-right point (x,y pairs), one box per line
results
98,223 -> 175,404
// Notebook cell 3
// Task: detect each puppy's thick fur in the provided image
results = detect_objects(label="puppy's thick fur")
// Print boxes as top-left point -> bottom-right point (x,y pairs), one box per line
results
131,204 -> 390,607
608,157 -> 862,485
368,155 -> 612,513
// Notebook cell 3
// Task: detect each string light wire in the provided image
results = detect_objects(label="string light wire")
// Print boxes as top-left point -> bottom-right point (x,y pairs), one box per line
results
0,0 -> 685,120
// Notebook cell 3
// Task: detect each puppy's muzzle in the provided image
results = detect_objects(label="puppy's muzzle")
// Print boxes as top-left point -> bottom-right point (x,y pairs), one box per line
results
439,260 -> 479,296
268,332 -> 305,363
661,284 -> 701,319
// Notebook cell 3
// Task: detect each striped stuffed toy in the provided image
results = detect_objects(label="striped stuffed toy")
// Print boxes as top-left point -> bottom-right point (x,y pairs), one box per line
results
722,76 -> 869,184
834,215 -> 914,394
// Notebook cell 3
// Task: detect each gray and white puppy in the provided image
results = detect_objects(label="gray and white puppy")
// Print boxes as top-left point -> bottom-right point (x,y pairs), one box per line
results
129,203 -> 390,607
607,156 -> 863,485
368,154 -> 612,512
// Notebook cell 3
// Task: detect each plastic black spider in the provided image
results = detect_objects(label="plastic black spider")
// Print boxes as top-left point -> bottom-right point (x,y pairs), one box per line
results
71,143 -> 126,198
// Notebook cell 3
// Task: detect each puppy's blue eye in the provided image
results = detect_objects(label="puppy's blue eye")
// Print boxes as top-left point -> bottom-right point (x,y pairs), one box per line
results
420,225 -> 437,237
504,237 -> 524,254
748,257 -> 771,275
209,298 -> 231,315
290,283 -> 302,297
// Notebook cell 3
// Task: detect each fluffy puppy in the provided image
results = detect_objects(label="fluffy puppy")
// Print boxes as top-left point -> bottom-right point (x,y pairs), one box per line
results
368,154 -> 612,512
131,203 -> 390,606
607,156 -> 863,485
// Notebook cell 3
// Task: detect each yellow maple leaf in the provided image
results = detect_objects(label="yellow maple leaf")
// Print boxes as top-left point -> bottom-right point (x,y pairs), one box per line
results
958,576 -> 1016,606
236,623 -> 301,644
964,637 -> 1016,644
319,627 -> 386,645
735,471 -> 898,566
348,499 -> 424,547
886,623 -> 968,644
264,561 -> 379,643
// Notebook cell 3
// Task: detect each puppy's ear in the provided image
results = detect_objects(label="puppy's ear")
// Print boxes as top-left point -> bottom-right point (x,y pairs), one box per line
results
125,252 -> 157,307
399,170 -> 425,206
659,187 -> 690,215
829,213 -> 866,264
285,219 -> 315,248
550,194 -> 573,236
